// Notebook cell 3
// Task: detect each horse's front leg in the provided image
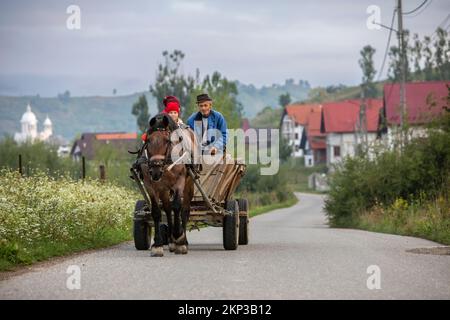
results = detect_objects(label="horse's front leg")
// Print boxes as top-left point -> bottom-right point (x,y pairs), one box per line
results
172,188 -> 188,255
161,192 -> 175,252
150,196 -> 164,257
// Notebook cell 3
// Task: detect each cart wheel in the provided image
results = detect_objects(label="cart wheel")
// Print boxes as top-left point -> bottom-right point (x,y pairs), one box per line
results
160,224 -> 169,245
133,200 -> 152,250
223,200 -> 239,250
238,198 -> 249,245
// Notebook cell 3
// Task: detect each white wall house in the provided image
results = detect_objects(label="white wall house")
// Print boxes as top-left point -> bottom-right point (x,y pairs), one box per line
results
281,104 -> 322,158
321,99 -> 383,170
379,81 -> 448,149
326,132 -> 378,167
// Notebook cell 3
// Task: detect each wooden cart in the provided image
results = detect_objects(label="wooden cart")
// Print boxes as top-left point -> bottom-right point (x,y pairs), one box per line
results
131,155 -> 249,251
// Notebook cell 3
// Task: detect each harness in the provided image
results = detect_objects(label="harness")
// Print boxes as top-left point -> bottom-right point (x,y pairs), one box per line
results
130,123 -> 194,181
145,127 -> 173,172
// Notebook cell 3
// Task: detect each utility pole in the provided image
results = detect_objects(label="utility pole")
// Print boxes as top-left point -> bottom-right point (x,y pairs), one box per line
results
359,89 -> 368,155
397,0 -> 407,142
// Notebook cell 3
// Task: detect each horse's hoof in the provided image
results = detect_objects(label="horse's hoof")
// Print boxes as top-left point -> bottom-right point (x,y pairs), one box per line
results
169,243 -> 176,252
175,245 -> 188,255
150,246 -> 164,257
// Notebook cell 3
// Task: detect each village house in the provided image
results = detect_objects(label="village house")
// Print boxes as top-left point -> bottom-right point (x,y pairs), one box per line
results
70,132 -> 139,161
320,99 -> 383,169
299,107 -> 326,167
280,103 -> 322,157
378,81 -> 449,147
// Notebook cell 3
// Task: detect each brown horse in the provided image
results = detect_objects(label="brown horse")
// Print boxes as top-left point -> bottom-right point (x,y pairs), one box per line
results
140,114 -> 195,257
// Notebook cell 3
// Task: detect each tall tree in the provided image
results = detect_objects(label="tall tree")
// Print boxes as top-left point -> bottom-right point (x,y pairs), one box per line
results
359,45 -> 378,98
186,71 -> 242,129
149,50 -> 195,116
131,95 -> 150,133
434,27 -> 450,81
278,92 -> 291,108
422,35 -> 434,80
387,30 -> 412,82
410,33 -> 424,80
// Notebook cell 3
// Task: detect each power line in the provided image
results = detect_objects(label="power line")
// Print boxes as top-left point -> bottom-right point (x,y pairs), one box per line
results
403,0 -> 429,15
377,9 -> 397,81
430,13 -> 450,40
404,0 -> 432,18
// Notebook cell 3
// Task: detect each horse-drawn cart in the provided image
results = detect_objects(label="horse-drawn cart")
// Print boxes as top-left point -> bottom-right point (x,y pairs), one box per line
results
130,155 -> 249,251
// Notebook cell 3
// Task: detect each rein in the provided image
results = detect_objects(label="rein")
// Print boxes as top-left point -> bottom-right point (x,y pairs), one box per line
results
146,128 -> 174,171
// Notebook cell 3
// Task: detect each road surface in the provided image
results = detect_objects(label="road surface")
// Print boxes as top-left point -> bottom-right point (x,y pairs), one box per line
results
1,193 -> 449,299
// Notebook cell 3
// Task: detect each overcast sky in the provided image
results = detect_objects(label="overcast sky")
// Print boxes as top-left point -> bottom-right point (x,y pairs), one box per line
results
0,0 -> 448,96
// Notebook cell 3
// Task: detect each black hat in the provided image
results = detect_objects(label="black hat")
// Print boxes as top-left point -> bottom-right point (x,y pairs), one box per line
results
196,93 -> 212,104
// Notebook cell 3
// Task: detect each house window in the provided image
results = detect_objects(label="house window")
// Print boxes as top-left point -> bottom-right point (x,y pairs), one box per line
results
333,146 -> 341,157
295,133 -> 299,140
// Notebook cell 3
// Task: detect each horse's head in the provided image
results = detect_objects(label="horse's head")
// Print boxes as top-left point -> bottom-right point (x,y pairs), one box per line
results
145,114 -> 172,182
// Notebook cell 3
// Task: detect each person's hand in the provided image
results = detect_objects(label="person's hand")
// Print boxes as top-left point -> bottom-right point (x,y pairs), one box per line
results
210,147 -> 217,155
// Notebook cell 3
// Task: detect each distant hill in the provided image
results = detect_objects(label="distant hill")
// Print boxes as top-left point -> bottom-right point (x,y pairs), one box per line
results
0,79 -> 311,141
0,93 -> 157,142
237,79 -> 310,117
250,106 -> 283,129
303,82 -> 384,104
248,82 -> 385,129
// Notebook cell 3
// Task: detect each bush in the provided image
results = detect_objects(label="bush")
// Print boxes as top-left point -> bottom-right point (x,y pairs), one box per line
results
325,113 -> 450,227
0,169 -> 137,269
0,136 -> 79,177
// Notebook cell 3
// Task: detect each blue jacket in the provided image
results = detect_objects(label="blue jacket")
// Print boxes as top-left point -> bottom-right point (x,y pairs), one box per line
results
187,109 -> 227,150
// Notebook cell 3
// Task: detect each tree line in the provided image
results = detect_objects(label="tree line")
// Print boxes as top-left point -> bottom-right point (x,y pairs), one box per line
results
132,50 -> 243,133
359,27 -> 449,98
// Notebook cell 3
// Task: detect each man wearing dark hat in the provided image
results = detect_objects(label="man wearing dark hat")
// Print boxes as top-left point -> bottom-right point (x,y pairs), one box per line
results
187,93 -> 227,156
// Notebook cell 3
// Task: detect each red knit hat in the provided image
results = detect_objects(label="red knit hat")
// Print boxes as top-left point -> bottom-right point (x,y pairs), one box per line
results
163,95 -> 180,114
163,101 -> 180,114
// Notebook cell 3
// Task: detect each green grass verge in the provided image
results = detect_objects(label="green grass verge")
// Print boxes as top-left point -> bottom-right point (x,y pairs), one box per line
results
249,195 -> 298,218
0,227 -> 132,272
329,197 -> 450,245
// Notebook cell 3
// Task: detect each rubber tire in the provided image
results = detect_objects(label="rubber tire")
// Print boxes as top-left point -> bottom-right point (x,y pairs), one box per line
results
223,200 -> 239,250
133,200 -> 152,250
237,198 -> 249,245
160,224 -> 169,245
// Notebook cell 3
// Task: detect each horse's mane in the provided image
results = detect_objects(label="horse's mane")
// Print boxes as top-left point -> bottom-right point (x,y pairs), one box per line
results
148,113 -> 178,133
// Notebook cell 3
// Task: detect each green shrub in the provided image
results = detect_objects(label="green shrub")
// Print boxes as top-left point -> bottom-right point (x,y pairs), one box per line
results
0,169 -> 137,269
326,113 -> 450,227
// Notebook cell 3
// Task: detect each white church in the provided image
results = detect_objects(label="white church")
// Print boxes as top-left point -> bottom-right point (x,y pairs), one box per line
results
14,103 -> 53,143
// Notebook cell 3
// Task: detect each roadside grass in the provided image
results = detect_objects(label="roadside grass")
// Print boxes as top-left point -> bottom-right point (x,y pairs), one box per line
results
325,114 -> 450,246
0,227 -> 132,271
283,158 -> 328,194
0,169 -> 137,271
350,196 -> 450,245
249,194 -> 298,218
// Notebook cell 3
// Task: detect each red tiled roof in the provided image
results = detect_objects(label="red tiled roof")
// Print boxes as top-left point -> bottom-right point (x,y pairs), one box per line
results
384,81 -> 448,125
306,110 -> 326,150
322,99 -> 383,133
307,110 -> 325,138
285,103 -> 322,125
96,133 -> 137,140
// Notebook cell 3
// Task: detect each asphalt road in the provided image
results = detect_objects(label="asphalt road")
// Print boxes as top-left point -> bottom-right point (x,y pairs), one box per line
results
1,193 -> 449,299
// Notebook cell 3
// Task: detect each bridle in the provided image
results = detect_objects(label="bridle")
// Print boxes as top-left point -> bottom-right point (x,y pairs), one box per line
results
145,128 -> 173,174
